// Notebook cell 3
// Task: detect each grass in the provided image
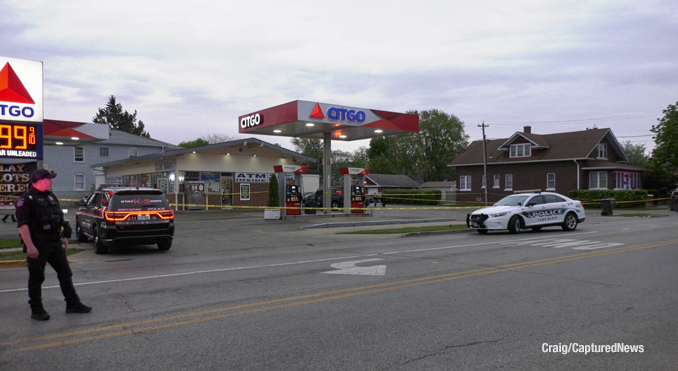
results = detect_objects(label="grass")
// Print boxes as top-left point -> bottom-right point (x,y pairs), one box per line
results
0,248 -> 84,261
0,239 -> 24,249
0,239 -> 84,261
339,224 -> 468,234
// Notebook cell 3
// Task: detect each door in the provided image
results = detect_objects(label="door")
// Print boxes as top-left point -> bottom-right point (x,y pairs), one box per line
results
221,177 -> 233,206
524,195 -> 547,227
79,191 -> 103,236
542,194 -> 569,224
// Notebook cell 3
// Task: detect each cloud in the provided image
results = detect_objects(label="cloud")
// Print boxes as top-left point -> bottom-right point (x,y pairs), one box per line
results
1,0 -> 675,152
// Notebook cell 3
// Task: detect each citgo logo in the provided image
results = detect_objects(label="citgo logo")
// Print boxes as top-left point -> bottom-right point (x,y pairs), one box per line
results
310,103 -> 366,123
0,62 -> 36,119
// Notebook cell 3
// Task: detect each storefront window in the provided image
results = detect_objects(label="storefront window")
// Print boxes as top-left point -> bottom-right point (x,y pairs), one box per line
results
201,172 -> 221,193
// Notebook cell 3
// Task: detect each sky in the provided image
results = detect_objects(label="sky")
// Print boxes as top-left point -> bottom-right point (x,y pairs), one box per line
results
2,0 -> 676,155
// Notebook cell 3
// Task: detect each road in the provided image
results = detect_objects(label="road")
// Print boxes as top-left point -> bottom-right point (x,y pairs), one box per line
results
1,209 -> 677,370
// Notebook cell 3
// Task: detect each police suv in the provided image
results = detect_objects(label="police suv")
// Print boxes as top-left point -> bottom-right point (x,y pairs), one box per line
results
467,191 -> 585,234
75,187 -> 175,254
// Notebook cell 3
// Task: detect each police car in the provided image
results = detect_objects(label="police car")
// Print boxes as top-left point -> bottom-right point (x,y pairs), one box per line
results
75,187 -> 175,254
466,191 -> 585,234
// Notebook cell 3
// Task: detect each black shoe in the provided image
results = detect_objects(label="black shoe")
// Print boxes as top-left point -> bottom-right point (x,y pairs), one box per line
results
66,301 -> 92,313
30,300 -> 50,321
31,308 -> 50,321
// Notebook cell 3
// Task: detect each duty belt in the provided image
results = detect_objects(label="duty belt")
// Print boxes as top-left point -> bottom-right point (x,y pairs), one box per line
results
31,233 -> 62,242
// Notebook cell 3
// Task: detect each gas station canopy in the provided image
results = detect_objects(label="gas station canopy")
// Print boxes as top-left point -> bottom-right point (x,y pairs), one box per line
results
238,100 -> 419,141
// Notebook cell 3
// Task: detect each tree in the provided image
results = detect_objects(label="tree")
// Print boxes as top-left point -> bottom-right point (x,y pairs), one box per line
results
375,109 -> 469,182
267,174 -> 279,207
352,146 -> 369,168
93,95 -> 150,137
368,155 -> 397,174
178,133 -> 236,148
620,140 -> 649,168
178,138 -> 210,148
202,133 -> 236,144
367,137 -> 391,160
650,101 -> 678,172
291,138 -> 323,172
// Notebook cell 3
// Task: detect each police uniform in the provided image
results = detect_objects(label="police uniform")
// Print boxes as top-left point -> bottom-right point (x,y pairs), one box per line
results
17,169 -> 91,321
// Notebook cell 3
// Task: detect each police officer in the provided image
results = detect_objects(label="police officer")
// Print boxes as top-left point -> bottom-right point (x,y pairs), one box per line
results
16,169 -> 92,321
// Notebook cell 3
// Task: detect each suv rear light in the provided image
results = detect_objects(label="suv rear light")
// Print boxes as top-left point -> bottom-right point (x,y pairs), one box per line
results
105,210 -> 175,222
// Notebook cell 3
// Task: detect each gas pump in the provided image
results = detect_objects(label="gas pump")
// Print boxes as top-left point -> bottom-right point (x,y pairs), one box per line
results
273,165 -> 307,218
339,167 -> 369,214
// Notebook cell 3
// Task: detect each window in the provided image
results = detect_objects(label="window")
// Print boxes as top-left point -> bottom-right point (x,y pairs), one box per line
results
546,173 -> 556,190
493,174 -> 500,188
100,147 -> 109,157
75,173 -> 85,191
129,148 -> 138,157
615,171 -> 641,190
459,175 -> 471,191
509,143 -> 531,158
528,195 -> 546,206
543,194 -> 566,203
597,143 -> 608,159
589,171 -> 608,190
74,146 -> 84,162
505,174 -> 513,191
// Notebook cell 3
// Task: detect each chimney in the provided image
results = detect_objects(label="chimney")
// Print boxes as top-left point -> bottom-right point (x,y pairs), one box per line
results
524,126 -> 532,134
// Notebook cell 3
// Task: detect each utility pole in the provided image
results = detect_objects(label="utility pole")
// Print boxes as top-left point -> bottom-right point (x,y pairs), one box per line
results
478,122 -> 489,206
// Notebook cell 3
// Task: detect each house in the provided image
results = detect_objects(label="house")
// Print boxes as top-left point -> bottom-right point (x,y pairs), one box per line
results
0,119 -> 179,209
364,174 -> 420,194
449,126 -> 651,204
45,123 -> 180,201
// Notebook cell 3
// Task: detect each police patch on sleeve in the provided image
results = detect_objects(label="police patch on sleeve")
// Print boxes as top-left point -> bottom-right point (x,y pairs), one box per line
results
16,198 -> 25,207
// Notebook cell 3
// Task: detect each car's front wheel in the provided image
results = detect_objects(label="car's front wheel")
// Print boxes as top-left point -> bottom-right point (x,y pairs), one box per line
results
562,213 -> 578,231
331,201 -> 340,209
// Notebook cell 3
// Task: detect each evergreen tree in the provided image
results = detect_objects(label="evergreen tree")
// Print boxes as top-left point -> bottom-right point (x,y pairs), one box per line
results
267,174 -> 279,207
93,95 -> 150,137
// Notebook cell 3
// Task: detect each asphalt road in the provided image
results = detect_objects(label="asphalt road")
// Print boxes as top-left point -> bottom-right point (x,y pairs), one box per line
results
1,207 -> 677,370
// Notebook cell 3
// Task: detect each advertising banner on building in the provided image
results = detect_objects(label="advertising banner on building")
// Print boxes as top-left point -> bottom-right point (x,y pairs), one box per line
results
0,161 -> 37,208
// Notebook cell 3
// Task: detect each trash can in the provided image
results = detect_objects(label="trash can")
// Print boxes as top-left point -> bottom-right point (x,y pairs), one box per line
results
601,198 -> 615,216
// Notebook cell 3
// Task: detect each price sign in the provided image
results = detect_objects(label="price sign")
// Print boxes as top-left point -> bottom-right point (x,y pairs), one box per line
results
0,122 -> 43,159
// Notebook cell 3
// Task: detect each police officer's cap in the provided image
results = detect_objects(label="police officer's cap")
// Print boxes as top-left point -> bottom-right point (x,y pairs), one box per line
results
30,169 -> 57,183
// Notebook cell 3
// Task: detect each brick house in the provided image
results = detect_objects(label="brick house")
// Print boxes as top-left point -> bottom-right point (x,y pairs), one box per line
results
449,127 -> 651,204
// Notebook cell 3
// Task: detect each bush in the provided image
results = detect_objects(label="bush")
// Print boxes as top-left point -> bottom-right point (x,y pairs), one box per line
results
382,189 -> 441,205
568,190 -> 649,209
